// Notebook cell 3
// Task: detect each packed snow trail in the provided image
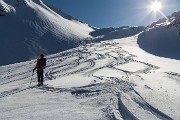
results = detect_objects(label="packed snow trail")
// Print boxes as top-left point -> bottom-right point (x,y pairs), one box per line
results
1,36 -> 179,119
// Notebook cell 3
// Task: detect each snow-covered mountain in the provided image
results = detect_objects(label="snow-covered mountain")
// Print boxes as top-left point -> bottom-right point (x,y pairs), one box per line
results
0,0 -> 148,66
167,11 -> 180,35
150,11 -> 180,35
0,0 -> 94,66
0,0 -> 179,66
138,11 -> 180,59
92,26 -> 146,41
0,1 -> 180,119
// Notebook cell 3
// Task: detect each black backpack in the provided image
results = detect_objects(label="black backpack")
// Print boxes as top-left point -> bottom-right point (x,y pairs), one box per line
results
41,58 -> 46,69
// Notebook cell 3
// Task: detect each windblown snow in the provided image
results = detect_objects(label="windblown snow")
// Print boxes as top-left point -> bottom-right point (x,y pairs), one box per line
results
0,0 -> 180,120
0,0 -> 94,65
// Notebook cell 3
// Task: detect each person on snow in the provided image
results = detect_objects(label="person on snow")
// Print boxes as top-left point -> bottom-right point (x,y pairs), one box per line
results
33,54 -> 46,86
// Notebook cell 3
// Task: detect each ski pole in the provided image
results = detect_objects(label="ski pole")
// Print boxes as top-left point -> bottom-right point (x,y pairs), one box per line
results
30,71 -> 34,86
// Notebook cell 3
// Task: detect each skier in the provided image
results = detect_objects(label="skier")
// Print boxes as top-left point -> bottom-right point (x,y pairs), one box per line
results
33,54 -> 46,86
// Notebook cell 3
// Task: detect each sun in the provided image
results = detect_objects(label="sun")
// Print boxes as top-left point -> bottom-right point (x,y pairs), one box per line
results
150,1 -> 162,12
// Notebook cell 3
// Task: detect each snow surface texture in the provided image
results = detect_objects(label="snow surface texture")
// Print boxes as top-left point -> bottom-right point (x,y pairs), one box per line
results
2,0 -> 179,65
0,0 -> 94,65
138,11 -> 180,59
0,0 -> 147,66
0,0 -> 180,119
0,36 -> 180,120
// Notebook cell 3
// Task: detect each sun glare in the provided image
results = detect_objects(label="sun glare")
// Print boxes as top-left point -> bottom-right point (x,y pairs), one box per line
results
150,1 -> 162,12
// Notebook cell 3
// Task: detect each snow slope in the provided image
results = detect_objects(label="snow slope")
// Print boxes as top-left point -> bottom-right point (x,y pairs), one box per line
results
0,0 -> 147,66
0,35 -> 180,120
0,1 -> 180,119
138,11 -> 180,59
0,0 -> 94,66
91,26 -> 146,41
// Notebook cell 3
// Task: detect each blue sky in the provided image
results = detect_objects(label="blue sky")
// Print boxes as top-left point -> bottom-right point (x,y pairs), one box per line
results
43,0 -> 180,28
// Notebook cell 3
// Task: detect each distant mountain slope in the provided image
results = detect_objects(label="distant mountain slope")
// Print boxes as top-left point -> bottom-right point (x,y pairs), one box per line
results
91,26 -> 146,41
0,0 -> 94,65
1,0 -> 179,65
138,11 -> 180,59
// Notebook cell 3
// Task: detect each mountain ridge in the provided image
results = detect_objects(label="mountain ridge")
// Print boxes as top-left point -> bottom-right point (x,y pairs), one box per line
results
138,10 -> 180,59
0,0 -> 94,65
0,0 -> 179,65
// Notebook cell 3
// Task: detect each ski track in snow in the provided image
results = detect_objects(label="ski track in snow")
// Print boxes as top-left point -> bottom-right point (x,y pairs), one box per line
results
0,41 -> 174,120
165,72 -> 180,84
